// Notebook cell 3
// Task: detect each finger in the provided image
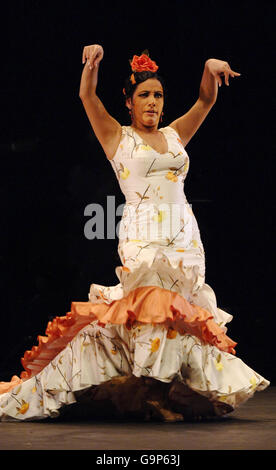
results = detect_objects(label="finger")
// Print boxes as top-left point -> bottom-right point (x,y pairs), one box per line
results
217,71 -> 225,87
229,68 -> 241,77
93,50 -> 102,67
92,55 -> 98,67
224,71 -> 230,86
89,53 -> 98,70
217,76 -> 223,87
88,50 -> 97,68
83,47 -> 91,65
92,53 -> 99,68
82,47 -> 86,64
83,46 -> 91,65
85,54 -> 92,70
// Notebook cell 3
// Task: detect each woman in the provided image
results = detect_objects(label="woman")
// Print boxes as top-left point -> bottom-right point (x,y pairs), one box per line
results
0,45 -> 269,422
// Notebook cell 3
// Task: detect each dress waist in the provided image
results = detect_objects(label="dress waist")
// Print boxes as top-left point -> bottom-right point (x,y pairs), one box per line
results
119,200 -> 193,243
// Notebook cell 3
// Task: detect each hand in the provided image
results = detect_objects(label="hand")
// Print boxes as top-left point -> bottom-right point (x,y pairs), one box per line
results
79,45 -> 104,96
82,44 -> 104,70
205,58 -> 241,87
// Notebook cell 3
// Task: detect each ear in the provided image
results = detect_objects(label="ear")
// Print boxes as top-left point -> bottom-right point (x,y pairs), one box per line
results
126,97 -> 132,110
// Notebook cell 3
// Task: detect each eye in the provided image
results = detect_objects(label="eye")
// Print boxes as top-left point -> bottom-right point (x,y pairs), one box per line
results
155,92 -> 163,98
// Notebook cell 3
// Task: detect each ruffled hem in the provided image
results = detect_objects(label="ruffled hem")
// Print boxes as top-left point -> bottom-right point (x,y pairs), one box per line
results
0,285 -> 237,395
0,320 -> 269,422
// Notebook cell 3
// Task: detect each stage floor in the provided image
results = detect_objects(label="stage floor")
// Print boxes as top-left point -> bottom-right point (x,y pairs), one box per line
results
0,387 -> 275,451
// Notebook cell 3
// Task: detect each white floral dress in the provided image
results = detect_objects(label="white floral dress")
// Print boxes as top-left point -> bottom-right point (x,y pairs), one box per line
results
0,125 -> 269,421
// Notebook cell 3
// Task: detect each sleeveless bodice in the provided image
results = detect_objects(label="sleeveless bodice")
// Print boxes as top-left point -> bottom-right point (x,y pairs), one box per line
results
109,125 -> 189,207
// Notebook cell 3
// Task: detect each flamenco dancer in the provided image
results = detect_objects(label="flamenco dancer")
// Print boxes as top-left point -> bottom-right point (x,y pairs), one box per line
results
0,45 -> 269,422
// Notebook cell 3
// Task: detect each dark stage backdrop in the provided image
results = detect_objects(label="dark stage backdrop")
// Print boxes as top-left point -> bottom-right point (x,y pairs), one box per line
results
0,1 -> 274,383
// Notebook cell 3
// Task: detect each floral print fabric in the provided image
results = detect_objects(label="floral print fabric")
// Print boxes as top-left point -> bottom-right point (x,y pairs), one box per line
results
0,126 -> 269,421
0,320 -> 268,421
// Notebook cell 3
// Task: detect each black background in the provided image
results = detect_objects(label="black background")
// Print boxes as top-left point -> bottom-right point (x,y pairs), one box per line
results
0,1 -> 275,383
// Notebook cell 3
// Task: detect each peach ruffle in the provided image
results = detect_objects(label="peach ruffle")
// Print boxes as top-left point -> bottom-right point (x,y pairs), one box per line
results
0,285 -> 237,395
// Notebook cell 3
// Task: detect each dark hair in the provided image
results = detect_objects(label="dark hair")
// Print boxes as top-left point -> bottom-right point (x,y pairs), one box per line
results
123,71 -> 167,101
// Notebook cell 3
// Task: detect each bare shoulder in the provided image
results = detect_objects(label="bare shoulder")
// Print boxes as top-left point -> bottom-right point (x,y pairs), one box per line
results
167,98 -> 214,147
166,122 -> 181,137
166,123 -> 183,142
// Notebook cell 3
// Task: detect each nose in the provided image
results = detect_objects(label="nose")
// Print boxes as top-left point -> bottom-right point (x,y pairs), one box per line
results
148,94 -> 156,107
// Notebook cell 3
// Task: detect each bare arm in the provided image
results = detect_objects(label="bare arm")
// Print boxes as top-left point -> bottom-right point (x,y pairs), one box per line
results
79,44 -> 122,160
169,59 -> 241,147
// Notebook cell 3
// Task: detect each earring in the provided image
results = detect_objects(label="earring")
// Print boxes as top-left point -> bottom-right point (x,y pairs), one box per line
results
160,112 -> 164,122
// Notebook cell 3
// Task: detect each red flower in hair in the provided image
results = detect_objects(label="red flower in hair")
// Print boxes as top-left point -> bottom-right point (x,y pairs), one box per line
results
130,53 -> 159,73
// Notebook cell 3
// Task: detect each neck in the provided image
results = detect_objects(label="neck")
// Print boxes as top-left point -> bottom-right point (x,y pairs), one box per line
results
131,121 -> 159,134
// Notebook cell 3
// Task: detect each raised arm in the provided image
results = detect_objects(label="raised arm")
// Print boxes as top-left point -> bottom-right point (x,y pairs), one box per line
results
79,44 -> 122,160
169,59 -> 241,147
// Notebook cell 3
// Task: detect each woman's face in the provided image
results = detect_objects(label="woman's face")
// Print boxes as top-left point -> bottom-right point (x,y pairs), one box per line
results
127,78 -> 164,130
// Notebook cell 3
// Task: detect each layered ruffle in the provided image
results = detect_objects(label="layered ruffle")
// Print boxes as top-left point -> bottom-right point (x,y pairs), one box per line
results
0,285 -> 237,395
0,318 -> 269,422
115,247 -> 205,298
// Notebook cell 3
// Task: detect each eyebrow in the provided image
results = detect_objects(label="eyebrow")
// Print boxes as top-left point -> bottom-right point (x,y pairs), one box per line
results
139,90 -> 163,93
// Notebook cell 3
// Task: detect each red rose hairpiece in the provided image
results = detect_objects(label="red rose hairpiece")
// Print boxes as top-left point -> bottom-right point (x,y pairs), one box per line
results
130,53 -> 159,73
128,50 -> 159,85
